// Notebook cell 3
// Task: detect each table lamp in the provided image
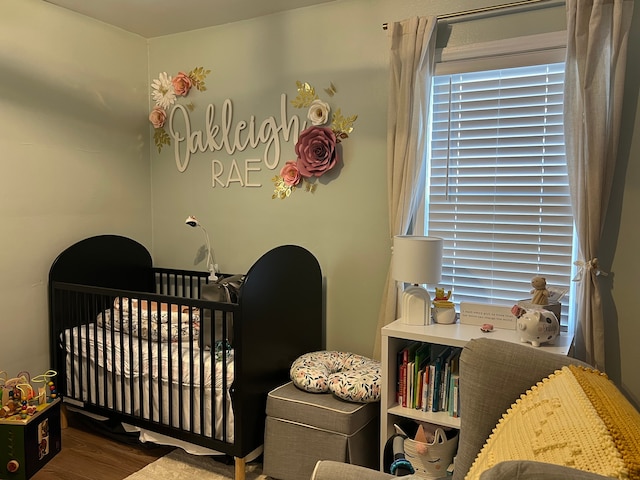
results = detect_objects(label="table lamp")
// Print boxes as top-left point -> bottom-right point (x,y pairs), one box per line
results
392,235 -> 443,325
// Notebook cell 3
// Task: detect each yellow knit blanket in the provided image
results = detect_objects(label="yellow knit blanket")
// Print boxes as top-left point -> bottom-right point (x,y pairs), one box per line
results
465,365 -> 640,480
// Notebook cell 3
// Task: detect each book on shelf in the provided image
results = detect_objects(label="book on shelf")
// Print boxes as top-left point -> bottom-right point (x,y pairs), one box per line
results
396,350 -> 402,403
398,341 -> 420,408
441,347 -> 461,413
413,343 -> 430,408
446,348 -> 461,417
396,341 -> 462,418
431,346 -> 451,413
450,374 -> 460,418
426,362 -> 436,412
448,372 -> 455,417
407,361 -> 414,408
398,362 -> 407,407
398,341 -> 436,410
420,363 -> 430,412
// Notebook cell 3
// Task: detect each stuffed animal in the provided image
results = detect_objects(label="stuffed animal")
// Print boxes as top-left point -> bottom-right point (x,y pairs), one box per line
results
434,287 -> 452,302
530,276 -> 549,305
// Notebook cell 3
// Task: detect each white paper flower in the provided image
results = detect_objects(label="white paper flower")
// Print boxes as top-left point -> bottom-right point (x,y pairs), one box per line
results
151,72 -> 176,109
307,99 -> 330,126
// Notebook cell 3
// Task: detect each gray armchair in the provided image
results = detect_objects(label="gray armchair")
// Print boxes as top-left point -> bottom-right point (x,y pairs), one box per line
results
312,337 -> 600,480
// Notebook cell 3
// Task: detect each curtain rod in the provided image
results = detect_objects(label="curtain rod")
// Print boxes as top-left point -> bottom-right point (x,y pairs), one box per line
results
382,0 -> 564,30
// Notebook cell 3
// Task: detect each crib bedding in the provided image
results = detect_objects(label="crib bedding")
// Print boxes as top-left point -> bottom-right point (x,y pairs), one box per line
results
63,324 -> 231,384
99,296 -> 202,343
114,297 -> 198,321
64,323 -> 234,441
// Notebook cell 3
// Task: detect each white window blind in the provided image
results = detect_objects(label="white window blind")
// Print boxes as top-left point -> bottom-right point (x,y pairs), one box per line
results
426,62 -> 573,324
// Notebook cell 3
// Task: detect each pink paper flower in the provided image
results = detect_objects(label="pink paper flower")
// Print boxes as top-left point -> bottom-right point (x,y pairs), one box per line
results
295,126 -> 339,178
149,106 -> 167,128
280,161 -> 302,186
172,71 -> 193,96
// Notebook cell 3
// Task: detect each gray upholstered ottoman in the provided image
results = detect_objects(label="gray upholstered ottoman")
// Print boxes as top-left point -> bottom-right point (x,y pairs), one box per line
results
263,382 -> 379,480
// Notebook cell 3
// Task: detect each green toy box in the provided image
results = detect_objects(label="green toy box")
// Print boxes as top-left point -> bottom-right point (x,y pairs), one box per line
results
0,398 -> 61,480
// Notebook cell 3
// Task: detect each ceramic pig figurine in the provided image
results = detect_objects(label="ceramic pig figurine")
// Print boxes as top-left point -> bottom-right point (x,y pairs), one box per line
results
516,309 -> 560,347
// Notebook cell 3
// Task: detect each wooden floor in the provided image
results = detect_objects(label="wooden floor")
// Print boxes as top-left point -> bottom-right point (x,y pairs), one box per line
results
32,411 -> 174,480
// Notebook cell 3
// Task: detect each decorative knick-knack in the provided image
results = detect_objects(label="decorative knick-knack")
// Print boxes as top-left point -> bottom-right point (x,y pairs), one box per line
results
530,276 -> 549,305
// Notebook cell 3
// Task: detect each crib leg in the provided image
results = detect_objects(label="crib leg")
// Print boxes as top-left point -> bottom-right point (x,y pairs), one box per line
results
234,456 -> 246,480
60,403 -> 69,429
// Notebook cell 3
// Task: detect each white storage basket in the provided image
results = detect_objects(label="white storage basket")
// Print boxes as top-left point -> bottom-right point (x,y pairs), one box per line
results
403,428 -> 459,479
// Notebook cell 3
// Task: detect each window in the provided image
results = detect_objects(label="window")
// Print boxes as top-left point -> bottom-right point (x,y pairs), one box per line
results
424,35 -> 574,327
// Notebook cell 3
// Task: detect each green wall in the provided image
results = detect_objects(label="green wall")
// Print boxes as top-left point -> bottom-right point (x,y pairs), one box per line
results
0,0 -> 150,378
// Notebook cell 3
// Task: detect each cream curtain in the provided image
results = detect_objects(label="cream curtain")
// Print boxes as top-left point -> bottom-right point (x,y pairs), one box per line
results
373,17 -> 437,359
563,0 -> 633,370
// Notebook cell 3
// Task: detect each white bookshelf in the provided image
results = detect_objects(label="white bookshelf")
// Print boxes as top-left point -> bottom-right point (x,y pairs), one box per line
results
379,318 -> 572,470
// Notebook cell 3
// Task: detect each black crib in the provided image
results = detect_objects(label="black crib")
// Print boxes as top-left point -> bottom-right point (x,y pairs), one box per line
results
48,235 -> 323,479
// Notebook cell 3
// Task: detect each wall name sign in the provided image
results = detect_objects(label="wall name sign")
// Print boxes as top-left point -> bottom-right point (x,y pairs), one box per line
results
149,70 -> 356,197
169,94 -> 303,187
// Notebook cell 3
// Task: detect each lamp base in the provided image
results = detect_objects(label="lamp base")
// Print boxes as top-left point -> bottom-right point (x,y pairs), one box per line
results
400,284 -> 432,326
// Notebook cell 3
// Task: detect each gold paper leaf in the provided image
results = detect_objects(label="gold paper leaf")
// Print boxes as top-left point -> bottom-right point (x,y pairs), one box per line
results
154,128 -> 171,153
291,80 -> 318,108
331,108 -> 358,140
188,66 -> 211,92
186,102 -> 195,112
272,175 -> 295,200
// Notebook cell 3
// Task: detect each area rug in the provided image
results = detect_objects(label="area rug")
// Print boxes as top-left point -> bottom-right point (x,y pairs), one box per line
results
124,449 -> 268,480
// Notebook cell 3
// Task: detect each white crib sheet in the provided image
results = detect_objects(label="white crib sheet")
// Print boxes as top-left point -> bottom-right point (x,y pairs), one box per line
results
63,324 -> 234,442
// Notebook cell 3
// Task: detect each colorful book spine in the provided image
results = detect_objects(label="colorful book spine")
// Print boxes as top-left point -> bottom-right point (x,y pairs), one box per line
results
431,347 -> 452,412
407,361 -> 414,408
399,362 -> 407,407
427,363 -> 436,412
421,365 -> 430,412
452,374 -> 460,418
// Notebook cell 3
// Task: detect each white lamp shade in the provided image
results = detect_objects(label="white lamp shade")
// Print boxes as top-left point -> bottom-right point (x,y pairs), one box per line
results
392,235 -> 443,285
